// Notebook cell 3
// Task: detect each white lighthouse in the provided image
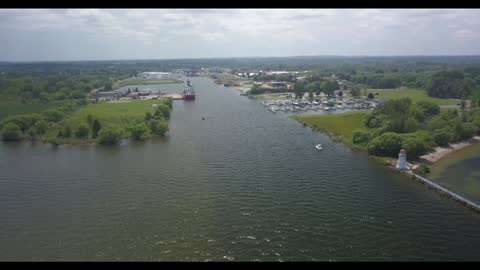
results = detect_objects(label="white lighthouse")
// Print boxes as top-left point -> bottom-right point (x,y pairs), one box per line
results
396,149 -> 407,170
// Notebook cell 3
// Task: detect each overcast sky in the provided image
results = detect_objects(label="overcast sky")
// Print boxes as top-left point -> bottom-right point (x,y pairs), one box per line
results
0,9 -> 479,61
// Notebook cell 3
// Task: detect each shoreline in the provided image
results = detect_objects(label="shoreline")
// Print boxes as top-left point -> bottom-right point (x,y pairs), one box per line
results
418,136 -> 480,164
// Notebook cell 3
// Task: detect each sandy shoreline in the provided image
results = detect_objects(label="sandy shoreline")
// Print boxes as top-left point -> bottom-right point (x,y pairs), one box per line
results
419,136 -> 480,164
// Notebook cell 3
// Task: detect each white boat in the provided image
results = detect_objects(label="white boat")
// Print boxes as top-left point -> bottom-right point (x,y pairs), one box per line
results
315,144 -> 323,150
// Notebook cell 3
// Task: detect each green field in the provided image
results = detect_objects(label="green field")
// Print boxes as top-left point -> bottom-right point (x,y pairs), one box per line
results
113,79 -> 183,89
42,99 -> 165,143
0,96 -> 61,120
65,99 -> 159,129
369,88 -> 458,105
291,111 -> 369,147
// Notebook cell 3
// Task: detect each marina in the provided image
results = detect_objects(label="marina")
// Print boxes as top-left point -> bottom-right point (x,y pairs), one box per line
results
260,98 -> 379,114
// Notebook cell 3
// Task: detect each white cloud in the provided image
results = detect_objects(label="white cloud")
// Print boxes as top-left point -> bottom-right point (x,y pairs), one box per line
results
0,9 -> 480,61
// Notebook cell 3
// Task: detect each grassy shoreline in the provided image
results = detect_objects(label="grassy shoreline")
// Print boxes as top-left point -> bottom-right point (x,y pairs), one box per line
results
291,110 -> 480,170
0,98 -> 172,145
113,79 -> 183,89
290,111 -> 369,149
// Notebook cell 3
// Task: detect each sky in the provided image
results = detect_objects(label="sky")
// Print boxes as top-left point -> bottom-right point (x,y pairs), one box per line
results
0,9 -> 479,61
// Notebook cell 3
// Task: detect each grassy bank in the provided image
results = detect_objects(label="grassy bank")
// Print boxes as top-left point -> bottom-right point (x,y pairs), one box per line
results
370,88 -> 458,105
113,79 -> 183,89
65,99 -> 158,129
41,99 -> 170,144
254,93 -> 292,100
291,111 -> 369,148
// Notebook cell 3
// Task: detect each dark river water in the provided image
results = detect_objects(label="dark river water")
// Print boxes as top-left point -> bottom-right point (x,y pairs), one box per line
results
1,77 -> 480,261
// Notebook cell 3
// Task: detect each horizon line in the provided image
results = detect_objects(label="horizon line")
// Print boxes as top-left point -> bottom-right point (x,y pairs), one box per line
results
2,54 -> 480,64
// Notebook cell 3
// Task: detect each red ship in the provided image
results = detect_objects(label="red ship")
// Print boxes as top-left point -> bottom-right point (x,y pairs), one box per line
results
182,80 -> 196,100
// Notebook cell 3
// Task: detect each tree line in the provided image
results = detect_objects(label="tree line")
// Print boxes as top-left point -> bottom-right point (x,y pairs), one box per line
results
352,98 -> 480,160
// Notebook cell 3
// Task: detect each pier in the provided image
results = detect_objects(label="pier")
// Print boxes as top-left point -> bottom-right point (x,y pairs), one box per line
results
408,171 -> 480,213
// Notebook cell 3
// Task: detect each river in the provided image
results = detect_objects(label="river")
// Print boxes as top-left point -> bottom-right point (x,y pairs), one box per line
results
1,77 -> 480,261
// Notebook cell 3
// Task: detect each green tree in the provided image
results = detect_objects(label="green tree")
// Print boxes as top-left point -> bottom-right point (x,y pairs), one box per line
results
86,114 -> 94,126
164,97 -> 173,110
63,125 -> 72,138
1,123 -> 22,141
92,119 -> 101,138
294,81 -> 306,99
403,117 -> 418,133
459,122 -> 476,140
42,110 -> 63,122
367,132 -> 404,157
350,87 -> 361,98
75,124 -> 90,138
70,90 -> 86,99
433,128 -> 453,146
416,101 -> 440,117
145,112 -> 153,122
127,122 -> 151,141
352,129 -> 370,145
33,120 -> 48,135
0,114 -> 42,133
104,81 -> 113,91
308,88 -> 314,100
97,127 -> 123,145
460,98 -> 467,111
401,136 -> 431,160
149,120 -> 169,136
321,81 -> 338,97
155,104 -> 171,120
427,70 -> 473,99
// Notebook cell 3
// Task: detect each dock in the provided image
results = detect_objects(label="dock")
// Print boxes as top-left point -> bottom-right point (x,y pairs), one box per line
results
162,93 -> 184,100
407,171 -> 480,213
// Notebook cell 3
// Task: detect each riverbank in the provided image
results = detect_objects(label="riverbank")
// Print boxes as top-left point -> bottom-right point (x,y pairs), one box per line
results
419,136 -> 480,164
291,111 -> 369,148
291,111 -> 480,170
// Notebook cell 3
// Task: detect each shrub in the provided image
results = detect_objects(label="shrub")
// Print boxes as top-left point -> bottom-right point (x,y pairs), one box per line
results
97,127 -> 123,145
92,119 -> 101,138
413,164 -> 430,176
62,125 -> 72,138
70,90 -> 86,99
33,120 -> 48,135
458,122 -> 477,140
127,122 -> 151,141
352,129 -> 370,145
75,124 -> 90,138
401,136 -> 432,160
367,132 -> 404,157
1,123 -> 22,141
42,110 -> 63,122
155,104 -> 171,120
148,120 -> 169,136
416,101 -> 440,116
433,128 -> 454,146
144,112 -> 153,122
0,113 -> 42,133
